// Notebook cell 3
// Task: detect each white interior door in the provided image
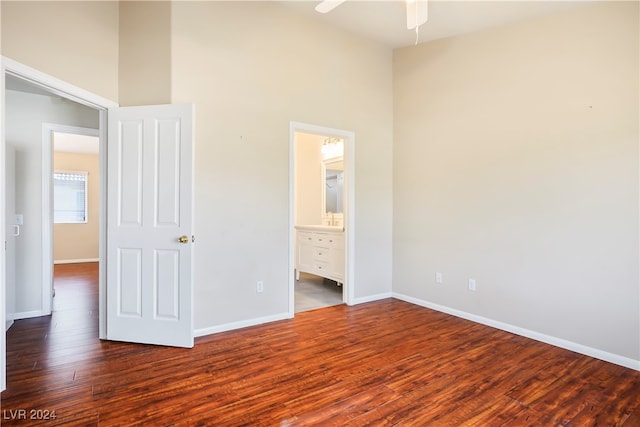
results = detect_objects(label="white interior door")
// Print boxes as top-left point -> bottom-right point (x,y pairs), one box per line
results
107,104 -> 194,348
5,142 -> 16,331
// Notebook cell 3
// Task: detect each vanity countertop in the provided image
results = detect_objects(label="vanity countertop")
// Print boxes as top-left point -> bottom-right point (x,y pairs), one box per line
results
295,224 -> 344,232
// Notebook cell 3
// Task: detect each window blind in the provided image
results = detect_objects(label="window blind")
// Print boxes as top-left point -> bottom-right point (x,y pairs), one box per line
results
53,172 -> 88,224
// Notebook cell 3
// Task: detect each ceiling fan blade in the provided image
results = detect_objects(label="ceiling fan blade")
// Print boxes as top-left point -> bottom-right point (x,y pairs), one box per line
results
406,0 -> 428,29
315,0 -> 347,14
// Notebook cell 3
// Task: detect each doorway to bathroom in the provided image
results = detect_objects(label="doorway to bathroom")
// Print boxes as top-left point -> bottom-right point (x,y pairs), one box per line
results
289,122 -> 355,315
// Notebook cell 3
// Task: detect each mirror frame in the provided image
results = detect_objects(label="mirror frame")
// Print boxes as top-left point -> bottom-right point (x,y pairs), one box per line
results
321,156 -> 344,226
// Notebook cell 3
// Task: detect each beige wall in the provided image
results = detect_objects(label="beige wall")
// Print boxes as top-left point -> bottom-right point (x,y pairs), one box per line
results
1,1 -> 119,102
119,1 -> 171,106
53,152 -> 100,263
171,2 -> 394,328
393,2 -> 639,362
295,133 -> 324,226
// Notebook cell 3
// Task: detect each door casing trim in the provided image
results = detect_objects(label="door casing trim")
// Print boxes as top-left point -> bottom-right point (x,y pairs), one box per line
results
2,57 -> 118,345
288,121 -> 356,316
41,123 -> 100,316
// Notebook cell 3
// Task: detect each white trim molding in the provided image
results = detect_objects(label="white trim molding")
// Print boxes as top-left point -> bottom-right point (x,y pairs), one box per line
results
54,258 -> 100,265
194,312 -> 291,338
42,124 -> 100,316
0,51 -> 6,393
12,310 -> 49,321
352,292 -> 393,306
393,292 -> 640,372
3,57 -> 117,110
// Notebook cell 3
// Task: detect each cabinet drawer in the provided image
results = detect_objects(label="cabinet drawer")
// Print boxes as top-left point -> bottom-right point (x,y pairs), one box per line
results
314,233 -> 343,247
298,231 -> 314,243
327,235 -> 343,247
314,247 -> 330,261
314,234 -> 330,245
314,261 -> 330,274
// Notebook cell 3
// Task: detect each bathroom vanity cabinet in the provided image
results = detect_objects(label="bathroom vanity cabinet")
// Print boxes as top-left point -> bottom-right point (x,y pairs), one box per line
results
295,225 -> 344,284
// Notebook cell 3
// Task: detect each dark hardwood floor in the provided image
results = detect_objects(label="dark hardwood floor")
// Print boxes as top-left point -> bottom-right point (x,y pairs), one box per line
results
2,262 -> 639,426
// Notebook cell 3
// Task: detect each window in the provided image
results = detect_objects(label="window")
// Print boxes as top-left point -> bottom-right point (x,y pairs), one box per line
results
53,171 -> 88,224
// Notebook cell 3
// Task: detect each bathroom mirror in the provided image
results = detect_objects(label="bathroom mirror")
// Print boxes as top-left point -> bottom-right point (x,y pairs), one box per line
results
322,157 -> 344,216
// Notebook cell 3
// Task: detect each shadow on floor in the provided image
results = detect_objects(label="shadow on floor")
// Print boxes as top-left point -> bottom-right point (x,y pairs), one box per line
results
295,272 -> 343,313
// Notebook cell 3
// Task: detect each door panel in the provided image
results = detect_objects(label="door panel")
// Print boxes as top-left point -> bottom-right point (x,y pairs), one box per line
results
5,143 -> 16,331
117,248 -> 142,317
155,249 -> 179,319
118,121 -> 143,226
156,119 -> 181,226
107,104 -> 193,348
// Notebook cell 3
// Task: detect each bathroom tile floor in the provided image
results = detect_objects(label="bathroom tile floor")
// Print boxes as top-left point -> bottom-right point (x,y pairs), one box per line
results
295,272 -> 343,312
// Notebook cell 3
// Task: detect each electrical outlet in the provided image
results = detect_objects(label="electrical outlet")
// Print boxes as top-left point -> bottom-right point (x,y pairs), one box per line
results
435,272 -> 443,284
468,279 -> 476,291
256,281 -> 264,293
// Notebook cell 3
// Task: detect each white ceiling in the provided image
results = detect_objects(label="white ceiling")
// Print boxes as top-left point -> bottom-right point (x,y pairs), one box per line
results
54,132 -> 99,155
282,1 -> 589,48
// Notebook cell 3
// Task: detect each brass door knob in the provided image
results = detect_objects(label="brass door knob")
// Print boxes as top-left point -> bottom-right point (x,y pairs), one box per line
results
178,235 -> 189,244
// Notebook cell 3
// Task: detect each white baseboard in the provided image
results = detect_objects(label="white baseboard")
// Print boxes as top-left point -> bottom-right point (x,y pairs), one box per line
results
194,312 -> 292,338
5,320 -> 14,331
351,291 -> 393,305
393,292 -> 640,372
13,310 -> 49,320
54,258 -> 99,265
193,290 -> 392,339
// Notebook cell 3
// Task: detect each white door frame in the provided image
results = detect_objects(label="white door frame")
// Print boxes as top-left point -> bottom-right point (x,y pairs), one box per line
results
1,58 -> 6,392
1,58 -> 118,354
41,124 -> 100,315
289,121 -> 355,315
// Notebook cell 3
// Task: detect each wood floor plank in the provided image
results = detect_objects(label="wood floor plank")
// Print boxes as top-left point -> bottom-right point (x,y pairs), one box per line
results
623,408 -> 640,426
2,262 -> 639,426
